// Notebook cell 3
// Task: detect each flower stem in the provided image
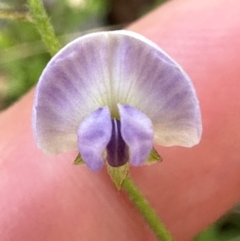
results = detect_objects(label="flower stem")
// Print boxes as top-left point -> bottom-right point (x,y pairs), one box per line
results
122,176 -> 174,241
27,0 -> 61,56
0,9 -> 32,22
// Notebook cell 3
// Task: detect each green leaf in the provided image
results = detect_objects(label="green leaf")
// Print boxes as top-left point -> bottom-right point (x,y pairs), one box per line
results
73,153 -> 84,165
146,148 -> 162,165
107,163 -> 130,190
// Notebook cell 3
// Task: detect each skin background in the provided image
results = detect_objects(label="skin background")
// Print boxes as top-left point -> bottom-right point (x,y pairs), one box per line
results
0,0 -> 240,240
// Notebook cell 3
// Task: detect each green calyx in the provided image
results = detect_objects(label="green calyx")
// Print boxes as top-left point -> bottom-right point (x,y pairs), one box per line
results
107,162 -> 130,190
73,153 -> 84,165
146,147 -> 163,164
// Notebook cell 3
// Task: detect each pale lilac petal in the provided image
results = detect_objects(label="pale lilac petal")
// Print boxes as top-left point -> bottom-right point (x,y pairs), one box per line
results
33,30 -> 201,155
77,107 -> 112,171
118,104 -> 154,166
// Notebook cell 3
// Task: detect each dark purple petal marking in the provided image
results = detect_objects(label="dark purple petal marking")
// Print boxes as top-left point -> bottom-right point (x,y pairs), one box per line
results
106,119 -> 129,167
77,107 -> 112,171
118,104 -> 154,166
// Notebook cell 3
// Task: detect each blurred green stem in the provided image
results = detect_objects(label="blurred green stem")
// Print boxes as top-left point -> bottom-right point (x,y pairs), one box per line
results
0,9 -> 32,22
27,0 -> 61,56
122,176 -> 174,241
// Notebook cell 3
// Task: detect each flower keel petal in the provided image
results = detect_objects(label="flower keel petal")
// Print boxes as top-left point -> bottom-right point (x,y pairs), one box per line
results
118,104 -> 154,166
106,119 -> 129,167
77,107 -> 112,171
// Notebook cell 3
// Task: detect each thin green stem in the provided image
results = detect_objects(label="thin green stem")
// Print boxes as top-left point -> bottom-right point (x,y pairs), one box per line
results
0,9 -> 32,22
122,176 -> 174,241
27,0 -> 61,56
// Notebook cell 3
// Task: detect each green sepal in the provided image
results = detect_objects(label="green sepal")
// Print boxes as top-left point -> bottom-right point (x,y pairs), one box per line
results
146,148 -> 162,165
73,153 -> 84,165
107,162 -> 130,190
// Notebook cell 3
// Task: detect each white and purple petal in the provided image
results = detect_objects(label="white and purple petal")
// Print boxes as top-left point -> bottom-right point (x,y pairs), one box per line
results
33,30 -> 202,156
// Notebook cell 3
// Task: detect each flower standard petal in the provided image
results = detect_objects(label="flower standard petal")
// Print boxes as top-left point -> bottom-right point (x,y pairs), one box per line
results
33,30 -> 202,165
118,104 -> 154,166
77,107 -> 112,171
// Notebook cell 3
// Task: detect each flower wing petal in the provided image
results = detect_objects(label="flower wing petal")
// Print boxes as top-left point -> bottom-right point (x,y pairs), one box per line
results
118,104 -> 154,166
77,107 -> 112,171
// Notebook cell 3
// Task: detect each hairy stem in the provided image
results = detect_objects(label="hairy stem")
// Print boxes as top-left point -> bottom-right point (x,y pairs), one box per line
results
122,176 -> 174,241
27,0 -> 61,56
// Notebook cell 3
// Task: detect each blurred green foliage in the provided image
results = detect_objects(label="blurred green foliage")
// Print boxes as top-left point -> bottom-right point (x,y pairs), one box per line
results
194,208 -> 240,241
0,20 -> 49,108
0,0 -> 108,109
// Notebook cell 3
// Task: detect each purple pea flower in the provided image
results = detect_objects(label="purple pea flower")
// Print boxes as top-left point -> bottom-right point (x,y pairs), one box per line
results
33,30 -> 202,172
